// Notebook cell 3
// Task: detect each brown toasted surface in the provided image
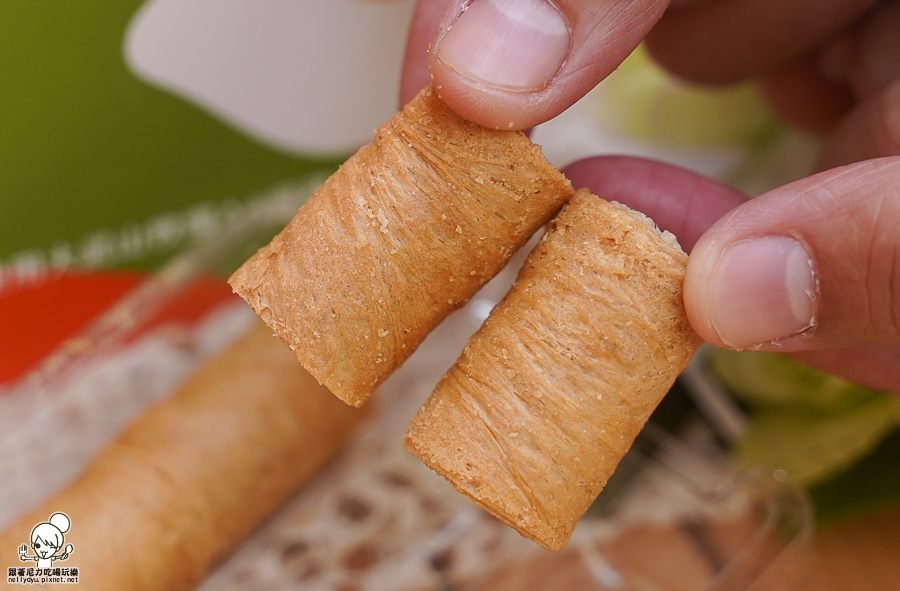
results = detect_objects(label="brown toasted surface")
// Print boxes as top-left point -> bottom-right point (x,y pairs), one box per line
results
0,322 -> 365,591
406,190 -> 702,551
229,85 -> 572,407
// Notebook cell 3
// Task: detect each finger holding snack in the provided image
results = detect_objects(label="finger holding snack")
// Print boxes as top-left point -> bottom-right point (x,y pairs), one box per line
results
400,0 -> 670,130
403,0 -> 900,392
564,155 -> 900,394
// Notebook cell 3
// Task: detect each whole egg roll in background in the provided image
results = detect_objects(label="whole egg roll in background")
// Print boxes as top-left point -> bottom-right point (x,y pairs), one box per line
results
0,320 -> 365,591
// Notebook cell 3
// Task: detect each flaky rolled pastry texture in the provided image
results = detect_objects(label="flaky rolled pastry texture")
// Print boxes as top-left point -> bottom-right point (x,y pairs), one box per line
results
0,321 -> 365,591
405,190 -> 703,551
229,85 -> 572,407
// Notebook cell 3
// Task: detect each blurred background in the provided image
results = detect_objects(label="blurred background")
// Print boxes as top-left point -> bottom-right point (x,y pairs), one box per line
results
1,1 -> 899,590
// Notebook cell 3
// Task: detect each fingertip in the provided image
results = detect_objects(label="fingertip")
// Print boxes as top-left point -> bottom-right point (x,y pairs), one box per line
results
433,0 -> 570,93
408,0 -> 670,130
685,234 -> 817,350
428,67 -> 554,130
684,158 -> 900,353
423,0 -> 570,129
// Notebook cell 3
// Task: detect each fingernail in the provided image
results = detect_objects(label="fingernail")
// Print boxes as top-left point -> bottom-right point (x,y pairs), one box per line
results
435,0 -> 570,91
708,236 -> 817,348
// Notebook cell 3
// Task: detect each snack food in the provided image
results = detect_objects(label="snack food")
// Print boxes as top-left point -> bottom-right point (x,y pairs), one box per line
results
229,85 -> 573,407
0,321 -> 365,591
405,190 -> 703,551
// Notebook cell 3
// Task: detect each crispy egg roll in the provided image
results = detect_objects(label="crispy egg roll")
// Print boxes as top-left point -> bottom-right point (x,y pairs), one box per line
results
0,320 -> 365,591
229,85 -> 573,407
405,190 -> 703,551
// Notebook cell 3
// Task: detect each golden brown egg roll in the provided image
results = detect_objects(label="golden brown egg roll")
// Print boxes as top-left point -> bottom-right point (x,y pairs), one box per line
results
229,85 -> 573,407
405,190 -> 703,551
0,320 -> 365,591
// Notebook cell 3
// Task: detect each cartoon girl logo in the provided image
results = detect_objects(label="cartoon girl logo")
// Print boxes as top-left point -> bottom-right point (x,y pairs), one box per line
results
19,513 -> 74,568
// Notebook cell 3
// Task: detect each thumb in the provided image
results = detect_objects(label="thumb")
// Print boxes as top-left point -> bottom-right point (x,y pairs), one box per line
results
401,0 -> 669,130
685,157 -> 900,352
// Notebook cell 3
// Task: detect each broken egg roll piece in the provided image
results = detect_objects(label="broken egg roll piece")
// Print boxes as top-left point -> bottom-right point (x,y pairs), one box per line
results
229,85 -> 573,407
405,190 -> 703,551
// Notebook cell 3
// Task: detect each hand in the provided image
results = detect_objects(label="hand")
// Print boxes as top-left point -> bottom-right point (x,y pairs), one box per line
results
588,0 -> 900,393
564,155 -> 900,395
400,0 -> 900,394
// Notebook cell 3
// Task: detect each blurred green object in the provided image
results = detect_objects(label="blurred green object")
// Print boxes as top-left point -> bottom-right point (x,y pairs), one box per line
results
735,396 -> 899,486
809,430 -> 900,524
598,45 -> 780,147
711,348 -> 880,411
710,349 -> 900,520
0,1 -> 338,264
